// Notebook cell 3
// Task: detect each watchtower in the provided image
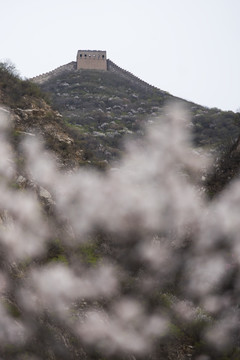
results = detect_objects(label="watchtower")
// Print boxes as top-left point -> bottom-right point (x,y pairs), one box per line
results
76,50 -> 107,71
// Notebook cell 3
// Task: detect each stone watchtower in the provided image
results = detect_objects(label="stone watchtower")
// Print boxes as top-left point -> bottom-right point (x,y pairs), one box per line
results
76,50 -> 107,71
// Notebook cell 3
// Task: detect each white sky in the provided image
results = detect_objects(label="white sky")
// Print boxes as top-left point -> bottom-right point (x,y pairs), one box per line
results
1,0 -> 240,111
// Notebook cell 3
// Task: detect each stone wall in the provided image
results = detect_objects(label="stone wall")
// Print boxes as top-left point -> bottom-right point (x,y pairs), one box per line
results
77,50 -> 107,71
107,60 -> 165,94
31,62 -> 76,84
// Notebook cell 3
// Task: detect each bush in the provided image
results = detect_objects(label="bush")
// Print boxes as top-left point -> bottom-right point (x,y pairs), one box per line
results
0,61 -> 50,106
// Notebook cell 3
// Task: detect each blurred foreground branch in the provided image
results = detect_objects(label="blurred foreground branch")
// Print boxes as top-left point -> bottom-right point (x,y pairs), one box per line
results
0,105 -> 239,360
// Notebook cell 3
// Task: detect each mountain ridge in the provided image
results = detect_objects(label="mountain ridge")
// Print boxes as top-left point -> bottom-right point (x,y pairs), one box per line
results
30,58 -> 218,111
31,59 -> 165,93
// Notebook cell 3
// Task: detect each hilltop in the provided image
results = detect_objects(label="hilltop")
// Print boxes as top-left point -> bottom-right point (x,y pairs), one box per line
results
32,58 -> 240,166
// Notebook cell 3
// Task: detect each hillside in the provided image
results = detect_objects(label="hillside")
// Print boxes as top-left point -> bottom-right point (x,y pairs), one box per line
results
1,60 -> 240,360
0,62 -> 88,170
32,59 -> 240,165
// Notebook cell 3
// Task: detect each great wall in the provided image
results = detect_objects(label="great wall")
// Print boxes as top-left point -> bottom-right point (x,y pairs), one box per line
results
31,61 -> 76,84
31,58 -> 167,95
107,60 -> 166,94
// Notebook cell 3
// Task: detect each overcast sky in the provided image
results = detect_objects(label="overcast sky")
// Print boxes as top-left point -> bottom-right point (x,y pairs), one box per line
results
1,0 -> 240,111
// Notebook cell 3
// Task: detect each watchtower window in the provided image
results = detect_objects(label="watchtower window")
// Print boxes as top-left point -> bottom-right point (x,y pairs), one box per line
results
84,54 -> 87,58
80,54 -> 82,58
102,55 -> 105,59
